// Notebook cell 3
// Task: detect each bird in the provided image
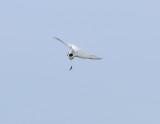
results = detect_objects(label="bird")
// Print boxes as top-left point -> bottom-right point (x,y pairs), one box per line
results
54,37 -> 102,70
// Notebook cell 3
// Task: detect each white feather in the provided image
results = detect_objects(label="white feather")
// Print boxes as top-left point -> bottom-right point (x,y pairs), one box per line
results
74,52 -> 102,60
68,43 -> 81,51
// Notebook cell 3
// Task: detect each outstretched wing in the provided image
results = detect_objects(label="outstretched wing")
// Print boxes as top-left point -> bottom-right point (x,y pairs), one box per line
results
54,37 -> 80,51
74,52 -> 102,60
54,37 -> 71,49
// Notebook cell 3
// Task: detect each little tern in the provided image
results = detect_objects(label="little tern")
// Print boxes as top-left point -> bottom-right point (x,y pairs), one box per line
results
54,37 -> 102,70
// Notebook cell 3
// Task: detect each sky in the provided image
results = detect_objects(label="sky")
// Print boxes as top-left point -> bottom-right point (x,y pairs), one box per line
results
0,0 -> 160,124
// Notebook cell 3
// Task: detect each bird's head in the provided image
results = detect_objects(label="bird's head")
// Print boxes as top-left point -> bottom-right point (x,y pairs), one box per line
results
67,52 -> 74,61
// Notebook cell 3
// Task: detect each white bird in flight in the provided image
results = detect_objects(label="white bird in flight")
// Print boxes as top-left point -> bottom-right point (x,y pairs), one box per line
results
54,37 -> 102,70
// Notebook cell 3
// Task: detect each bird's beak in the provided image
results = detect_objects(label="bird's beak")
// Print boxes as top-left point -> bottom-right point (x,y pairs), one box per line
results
70,58 -> 72,61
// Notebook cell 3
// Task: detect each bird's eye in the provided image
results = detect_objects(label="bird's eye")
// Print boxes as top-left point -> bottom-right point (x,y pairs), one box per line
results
69,54 -> 73,57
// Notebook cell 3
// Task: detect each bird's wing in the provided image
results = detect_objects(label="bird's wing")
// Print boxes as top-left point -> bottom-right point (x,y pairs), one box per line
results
68,43 -> 81,51
74,52 -> 102,60
54,37 -> 80,51
54,37 -> 72,49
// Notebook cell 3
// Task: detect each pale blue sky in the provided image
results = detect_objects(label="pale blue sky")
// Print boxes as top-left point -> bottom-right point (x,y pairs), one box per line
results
0,0 -> 160,124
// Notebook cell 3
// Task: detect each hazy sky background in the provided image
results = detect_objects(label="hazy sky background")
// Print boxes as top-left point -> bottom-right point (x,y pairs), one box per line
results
0,0 -> 160,124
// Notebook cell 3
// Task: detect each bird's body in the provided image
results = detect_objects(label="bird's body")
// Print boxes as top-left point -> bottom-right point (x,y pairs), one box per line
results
54,37 -> 102,70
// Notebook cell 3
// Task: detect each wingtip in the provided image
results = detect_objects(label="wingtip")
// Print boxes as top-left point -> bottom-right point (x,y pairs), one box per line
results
53,37 -> 58,39
53,37 -> 62,41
